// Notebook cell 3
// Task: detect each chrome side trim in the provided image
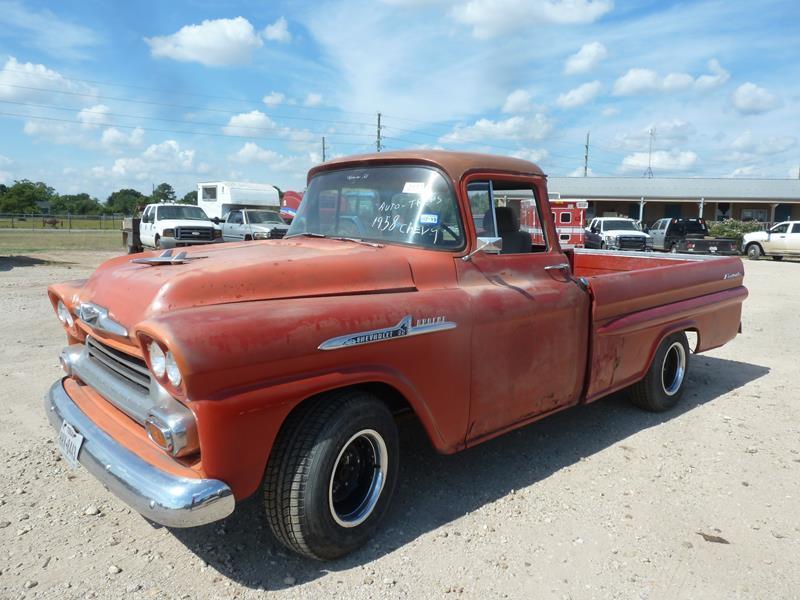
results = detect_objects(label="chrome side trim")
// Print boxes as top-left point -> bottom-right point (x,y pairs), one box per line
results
318,315 -> 457,351
44,379 -> 234,528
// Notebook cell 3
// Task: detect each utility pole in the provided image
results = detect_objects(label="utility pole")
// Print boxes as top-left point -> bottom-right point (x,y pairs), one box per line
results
322,136 -> 327,162
644,128 -> 655,178
583,131 -> 590,177
376,112 -> 382,152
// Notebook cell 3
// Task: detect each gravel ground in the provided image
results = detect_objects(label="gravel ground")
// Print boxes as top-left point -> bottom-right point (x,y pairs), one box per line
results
0,251 -> 798,600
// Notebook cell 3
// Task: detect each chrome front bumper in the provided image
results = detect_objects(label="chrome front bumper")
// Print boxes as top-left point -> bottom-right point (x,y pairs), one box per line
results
44,379 -> 234,528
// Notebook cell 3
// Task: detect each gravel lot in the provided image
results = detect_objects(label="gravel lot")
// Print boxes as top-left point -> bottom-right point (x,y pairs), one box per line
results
1,251 -> 798,599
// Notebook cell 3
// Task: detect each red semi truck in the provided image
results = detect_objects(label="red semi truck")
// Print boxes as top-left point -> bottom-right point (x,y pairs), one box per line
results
46,151 -> 747,560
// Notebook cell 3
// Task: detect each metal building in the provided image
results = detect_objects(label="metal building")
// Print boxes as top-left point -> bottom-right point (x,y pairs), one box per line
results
547,177 -> 800,225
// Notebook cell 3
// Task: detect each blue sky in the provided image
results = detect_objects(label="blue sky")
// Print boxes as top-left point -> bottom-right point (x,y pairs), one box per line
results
0,0 -> 798,199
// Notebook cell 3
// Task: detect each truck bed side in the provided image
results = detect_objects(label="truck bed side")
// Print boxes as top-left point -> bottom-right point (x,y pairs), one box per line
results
569,250 -> 747,402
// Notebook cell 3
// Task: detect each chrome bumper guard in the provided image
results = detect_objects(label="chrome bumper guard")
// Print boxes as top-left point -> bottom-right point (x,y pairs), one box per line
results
44,379 -> 234,528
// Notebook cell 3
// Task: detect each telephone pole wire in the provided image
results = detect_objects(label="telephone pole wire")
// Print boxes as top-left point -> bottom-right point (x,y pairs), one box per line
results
376,112 -> 382,152
644,128 -> 655,178
583,131 -> 590,177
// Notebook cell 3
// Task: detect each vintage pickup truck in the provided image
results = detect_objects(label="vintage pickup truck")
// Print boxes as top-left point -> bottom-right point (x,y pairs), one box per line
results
45,151 -> 747,560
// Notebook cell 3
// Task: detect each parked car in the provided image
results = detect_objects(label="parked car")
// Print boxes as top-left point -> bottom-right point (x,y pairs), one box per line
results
585,217 -> 652,251
221,209 -> 289,242
648,217 -> 738,255
743,221 -> 800,260
46,150 -> 747,561
122,203 -> 221,253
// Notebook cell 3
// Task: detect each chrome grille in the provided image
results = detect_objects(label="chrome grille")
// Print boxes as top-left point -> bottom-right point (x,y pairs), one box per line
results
175,226 -> 214,241
618,236 -> 646,250
86,337 -> 150,394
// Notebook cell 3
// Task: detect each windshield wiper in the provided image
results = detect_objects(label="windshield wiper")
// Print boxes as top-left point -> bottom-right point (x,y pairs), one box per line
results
285,232 -> 326,239
285,232 -> 383,248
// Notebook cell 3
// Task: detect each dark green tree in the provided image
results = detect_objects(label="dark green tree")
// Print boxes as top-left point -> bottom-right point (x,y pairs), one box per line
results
106,188 -> 146,215
51,193 -> 104,215
0,180 -> 56,213
180,190 -> 197,205
151,182 -> 176,203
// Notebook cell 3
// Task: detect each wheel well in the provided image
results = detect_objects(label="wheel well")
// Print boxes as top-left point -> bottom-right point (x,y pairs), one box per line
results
245,235 -> 252,241
745,241 -> 762,250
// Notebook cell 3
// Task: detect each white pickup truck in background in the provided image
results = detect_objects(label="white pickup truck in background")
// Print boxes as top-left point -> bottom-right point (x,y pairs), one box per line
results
221,208 -> 289,242
122,203 -> 221,253
743,221 -> 800,260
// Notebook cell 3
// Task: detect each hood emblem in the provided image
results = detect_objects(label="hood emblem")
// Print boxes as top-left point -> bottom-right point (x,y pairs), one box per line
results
78,302 -> 128,337
319,315 -> 456,351
131,249 -> 206,266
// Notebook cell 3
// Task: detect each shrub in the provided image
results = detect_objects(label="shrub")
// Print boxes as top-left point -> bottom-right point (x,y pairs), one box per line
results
708,219 -> 764,245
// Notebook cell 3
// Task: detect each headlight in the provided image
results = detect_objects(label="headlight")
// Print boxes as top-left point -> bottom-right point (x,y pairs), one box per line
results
253,230 -> 271,240
148,341 -> 166,378
165,351 -> 182,387
162,228 -> 175,238
57,300 -> 74,327
213,229 -> 222,239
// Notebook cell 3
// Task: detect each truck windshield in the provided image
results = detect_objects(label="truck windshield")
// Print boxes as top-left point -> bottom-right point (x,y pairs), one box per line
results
246,210 -> 284,224
157,206 -> 209,221
682,221 -> 708,235
288,166 -> 465,250
603,220 -> 638,231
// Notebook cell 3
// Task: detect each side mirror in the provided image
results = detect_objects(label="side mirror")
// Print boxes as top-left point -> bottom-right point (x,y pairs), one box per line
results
643,226 -> 650,233
590,226 -> 598,234
213,216 -> 221,225
462,236 -> 503,262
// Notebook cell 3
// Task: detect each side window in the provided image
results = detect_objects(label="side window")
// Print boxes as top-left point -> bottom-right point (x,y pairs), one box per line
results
202,186 -> 217,201
467,180 -> 547,254
559,212 -> 572,224
588,219 -> 596,231
141,207 -> 151,222
229,211 -> 243,225
771,223 -> 789,233
792,224 -> 800,234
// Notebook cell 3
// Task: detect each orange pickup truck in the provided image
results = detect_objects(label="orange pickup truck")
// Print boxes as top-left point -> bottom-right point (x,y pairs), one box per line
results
45,151 -> 747,560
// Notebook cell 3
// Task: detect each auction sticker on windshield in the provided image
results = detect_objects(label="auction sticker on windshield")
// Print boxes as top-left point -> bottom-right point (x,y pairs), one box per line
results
58,421 -> 84,469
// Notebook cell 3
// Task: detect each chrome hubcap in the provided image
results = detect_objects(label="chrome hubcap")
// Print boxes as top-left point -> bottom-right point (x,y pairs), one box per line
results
328,429 -> 387,528
661,341 -> 687,396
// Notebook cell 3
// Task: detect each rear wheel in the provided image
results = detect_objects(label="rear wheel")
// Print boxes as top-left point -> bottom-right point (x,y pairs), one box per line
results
746,243 -> 762,260
629,332 -> 690,412
263,390 -> 399,560
669,244 -> 678,254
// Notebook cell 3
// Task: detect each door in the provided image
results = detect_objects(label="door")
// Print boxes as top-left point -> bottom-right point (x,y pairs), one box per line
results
222,210 -> 245,241
788,223 -> 800,254
139,206 -> 155,247
460,177 -> 591,442
585,218 -> 600,248
762,222 -> 789,253
650,219 -> 666,250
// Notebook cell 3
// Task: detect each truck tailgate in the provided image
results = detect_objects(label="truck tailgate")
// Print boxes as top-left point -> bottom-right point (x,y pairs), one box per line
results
570,250 -> 747,401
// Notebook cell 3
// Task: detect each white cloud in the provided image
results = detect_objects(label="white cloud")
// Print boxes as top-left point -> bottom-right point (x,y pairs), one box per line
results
105,140 -> 196,180
453,0 -> 613,39
223,110 -> 277,135
263,17 -> 292,43
101,127 -> 145,149
556,80 -> 601,108
230,142 -> 280,164
262,91 -> 285,107
502,89 -> 534,113
0,0 -> 102,60
303,93 -> 323,107
510,149 -> 549,163
229,142 -> 320,173
440,114 -> 553,143
0,154 -> 12,166
731,82 -> 781,115
788,166 -> 800,178
725,165 -> 762,178
613,119 -> 695,150
614,59 -> 730,95
620,149 -> 698,173
730,131 -> 795,155
601,106 -> 620,117
77,104 -> 112,129
0,56 -> 94,102
145,17 -> 263,67
564,42 -> 607,75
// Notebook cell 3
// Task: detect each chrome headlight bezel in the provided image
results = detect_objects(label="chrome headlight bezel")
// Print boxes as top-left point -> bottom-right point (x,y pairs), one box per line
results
253,230 -> 272,240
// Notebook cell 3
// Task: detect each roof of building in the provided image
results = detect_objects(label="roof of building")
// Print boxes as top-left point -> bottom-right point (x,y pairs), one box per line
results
310,150 -> 545,182
548,176 -> 800,202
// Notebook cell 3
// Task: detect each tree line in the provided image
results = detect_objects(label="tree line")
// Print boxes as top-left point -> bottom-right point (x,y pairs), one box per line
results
0,180 -> 197,215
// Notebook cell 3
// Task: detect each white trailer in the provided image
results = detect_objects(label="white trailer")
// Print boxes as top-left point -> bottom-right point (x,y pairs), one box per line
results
197,181 -> 281,221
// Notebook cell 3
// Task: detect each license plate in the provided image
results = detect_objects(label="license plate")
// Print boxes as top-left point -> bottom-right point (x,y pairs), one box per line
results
58,421 -> 84,469
709,246 -> 717,252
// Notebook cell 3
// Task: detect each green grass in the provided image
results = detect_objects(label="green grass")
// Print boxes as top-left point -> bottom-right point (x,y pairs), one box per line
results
0,230 -> 123,253
0,216 -> 124,230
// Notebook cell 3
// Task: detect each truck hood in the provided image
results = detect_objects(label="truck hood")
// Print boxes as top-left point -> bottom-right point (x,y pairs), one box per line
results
743,231 -> 768,242
75,239 -> 416,332
157,219 -> 215,228
604,230 -> 650,238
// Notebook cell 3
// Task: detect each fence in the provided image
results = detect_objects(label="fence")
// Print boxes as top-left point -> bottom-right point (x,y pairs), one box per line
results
0,213 -> 127,231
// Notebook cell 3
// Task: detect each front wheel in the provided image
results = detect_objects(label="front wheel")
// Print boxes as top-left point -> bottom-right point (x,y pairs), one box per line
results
629,332 -> 690,412
263,390 -> 399,560
746,244 -> 762,260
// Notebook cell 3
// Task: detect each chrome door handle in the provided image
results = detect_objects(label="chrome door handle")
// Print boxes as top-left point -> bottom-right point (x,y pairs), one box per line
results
544,263 -> 570,271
